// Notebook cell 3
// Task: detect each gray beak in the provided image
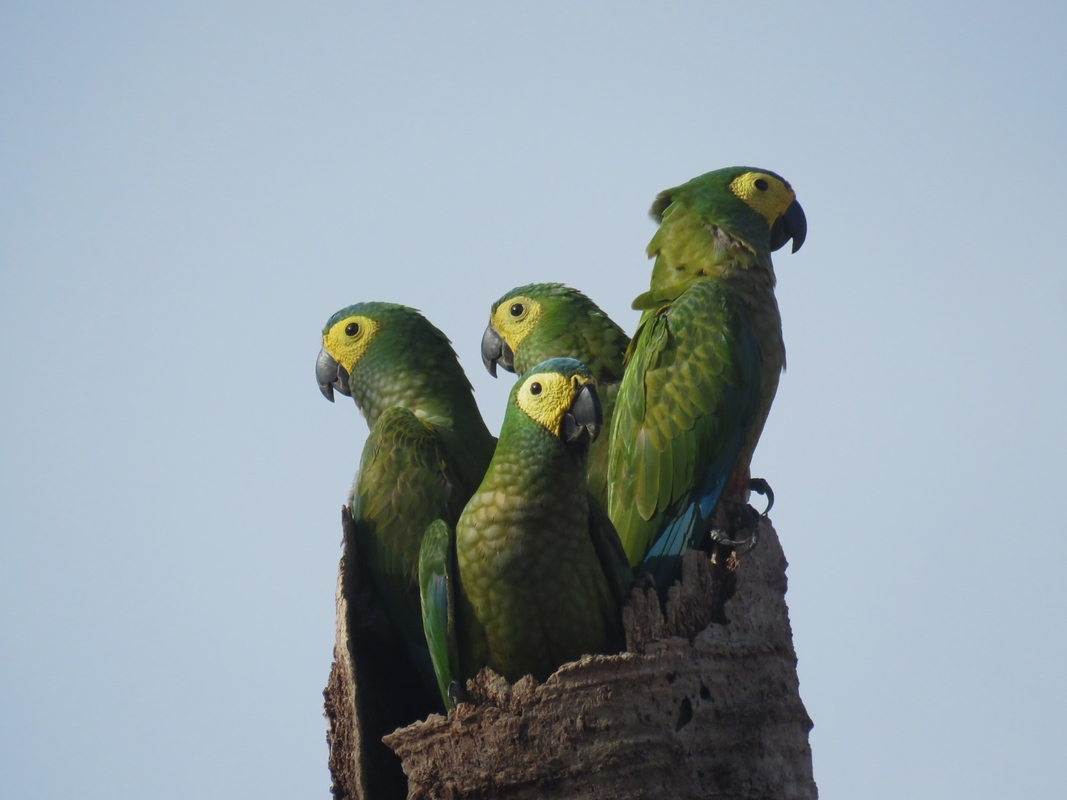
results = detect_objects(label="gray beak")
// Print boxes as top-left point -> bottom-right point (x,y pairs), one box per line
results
316,348 -> 351,402
770,198 -> 807,253
480,324 -> 514,378
561,383 -> 602,446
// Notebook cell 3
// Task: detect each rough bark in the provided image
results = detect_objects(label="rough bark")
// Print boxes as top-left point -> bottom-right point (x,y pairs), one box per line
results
326,518 -> 816,799
324,548 -> 367,799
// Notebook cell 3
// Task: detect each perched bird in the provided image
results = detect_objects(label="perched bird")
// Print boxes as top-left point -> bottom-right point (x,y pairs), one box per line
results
317,302 -> 496,794
607,166 -> 806,589
420,358 -> 633,707
480,283 -> 630,510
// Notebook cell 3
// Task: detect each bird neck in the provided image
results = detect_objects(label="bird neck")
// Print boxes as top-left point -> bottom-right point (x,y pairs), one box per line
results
489,417 -> 589,506
351,350 -> 480,438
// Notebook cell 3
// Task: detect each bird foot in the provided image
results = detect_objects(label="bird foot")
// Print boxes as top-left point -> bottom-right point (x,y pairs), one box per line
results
707,498 -> 763,553
708,524 -> 760,553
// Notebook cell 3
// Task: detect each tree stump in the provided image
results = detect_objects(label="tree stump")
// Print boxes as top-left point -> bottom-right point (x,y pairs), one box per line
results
325,518 -> 816,799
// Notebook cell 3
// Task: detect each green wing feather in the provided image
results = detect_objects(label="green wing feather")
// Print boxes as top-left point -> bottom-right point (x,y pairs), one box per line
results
607,279 -> 762,578
418,519 -> 460,709
350,406 -> 467,698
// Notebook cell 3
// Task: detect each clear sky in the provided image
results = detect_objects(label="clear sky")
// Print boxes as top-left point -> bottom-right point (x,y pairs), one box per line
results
2,3 -> 1065,798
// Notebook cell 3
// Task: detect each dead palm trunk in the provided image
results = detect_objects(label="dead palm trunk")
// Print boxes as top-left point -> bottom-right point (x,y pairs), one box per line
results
324,516 -> 816,799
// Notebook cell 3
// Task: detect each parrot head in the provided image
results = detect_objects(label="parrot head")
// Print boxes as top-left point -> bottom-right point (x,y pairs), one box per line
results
511,358 -> 602,448
480,284 -> 555,377
316,304 -> 384,402
651,166 -> 807,254
481,282 -> 628,381
316,302 -> 467,414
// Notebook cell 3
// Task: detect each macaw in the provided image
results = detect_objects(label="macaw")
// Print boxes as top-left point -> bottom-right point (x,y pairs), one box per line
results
607,166 -> 806,590
479,283 -> 630,511
316,302 -> 496,791
419,358 -> 633,708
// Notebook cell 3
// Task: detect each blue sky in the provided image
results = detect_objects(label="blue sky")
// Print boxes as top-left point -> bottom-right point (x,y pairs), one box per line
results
2,3 -> 1065,798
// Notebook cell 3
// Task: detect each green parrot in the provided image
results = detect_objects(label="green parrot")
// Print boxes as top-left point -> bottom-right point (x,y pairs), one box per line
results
479,283 -> 630,511
419,358 -> 633,707
607,166 -> 806,589
316,302 -> 496,792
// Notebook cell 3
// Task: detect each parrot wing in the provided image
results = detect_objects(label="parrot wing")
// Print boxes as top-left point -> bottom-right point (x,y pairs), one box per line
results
349,405 -> 465,698
418,518 -> 461,709
608,279 -> 762,590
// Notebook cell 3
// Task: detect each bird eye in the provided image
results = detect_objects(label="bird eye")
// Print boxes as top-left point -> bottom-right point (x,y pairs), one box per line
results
530,382 -> 542,395
345,322 -> 360,336
510,303 -> 524,317
755,178 -> 769,191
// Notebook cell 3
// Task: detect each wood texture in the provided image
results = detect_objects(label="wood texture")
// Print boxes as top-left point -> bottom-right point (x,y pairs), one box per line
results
326,518 -> 816,799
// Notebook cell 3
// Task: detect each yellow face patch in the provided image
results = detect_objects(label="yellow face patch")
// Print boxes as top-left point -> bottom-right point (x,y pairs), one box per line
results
322,315 -> 381,370
728,171 -> 796,228
491,296 -> 545,353
515,371 -> 592,436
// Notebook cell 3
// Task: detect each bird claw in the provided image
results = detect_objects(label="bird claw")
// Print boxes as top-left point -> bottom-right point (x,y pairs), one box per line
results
708,525 -> 760,553
748,477 -> 774,516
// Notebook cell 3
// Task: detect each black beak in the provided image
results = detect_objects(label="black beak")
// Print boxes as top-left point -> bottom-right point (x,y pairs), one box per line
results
561,383 -> 602,446
316,348 -> 351,402
769,198 -> 806,253
480,325 -> 514,378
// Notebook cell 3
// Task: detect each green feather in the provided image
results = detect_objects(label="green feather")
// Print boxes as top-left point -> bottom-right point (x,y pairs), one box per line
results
607,166 -> 803,589
320,303 -> 496,708
486,284 -> 630,513
436,357 -> 632,689
418,519 -> 460,709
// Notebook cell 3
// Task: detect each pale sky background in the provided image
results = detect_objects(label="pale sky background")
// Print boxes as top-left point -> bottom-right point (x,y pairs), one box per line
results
2,3 -> 1065,798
